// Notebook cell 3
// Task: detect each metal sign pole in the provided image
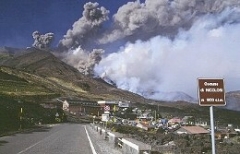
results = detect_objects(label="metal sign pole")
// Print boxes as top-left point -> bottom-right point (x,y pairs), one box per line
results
198,78 -> 225,154
210,106 -> 216,154
19,107 -> 23,130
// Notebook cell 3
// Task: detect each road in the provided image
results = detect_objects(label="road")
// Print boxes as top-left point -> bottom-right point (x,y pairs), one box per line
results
0,123 -> 95,154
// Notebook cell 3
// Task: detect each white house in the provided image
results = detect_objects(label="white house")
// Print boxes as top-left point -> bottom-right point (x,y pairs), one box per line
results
63,100 -> 69,111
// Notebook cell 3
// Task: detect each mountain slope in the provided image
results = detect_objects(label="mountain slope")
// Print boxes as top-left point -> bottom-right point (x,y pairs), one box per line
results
1,47 -> 240,111
0,47 -> 145,102
143,91 -> 197,103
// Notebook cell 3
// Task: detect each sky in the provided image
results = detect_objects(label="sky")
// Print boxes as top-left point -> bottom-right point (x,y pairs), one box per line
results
1,0 -> 240,101
0,0 -> 137,47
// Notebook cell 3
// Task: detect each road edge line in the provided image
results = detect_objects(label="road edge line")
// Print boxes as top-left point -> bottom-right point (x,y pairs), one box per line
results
84,125 -> 97,154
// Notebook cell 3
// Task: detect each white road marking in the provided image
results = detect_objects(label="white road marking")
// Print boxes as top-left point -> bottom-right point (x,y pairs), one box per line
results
16,128 -> 61,154
85,125 -> 97,154
17,140 -> 42,154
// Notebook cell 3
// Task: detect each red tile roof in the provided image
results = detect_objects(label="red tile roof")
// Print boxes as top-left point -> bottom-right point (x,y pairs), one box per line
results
179,126 -> 209,134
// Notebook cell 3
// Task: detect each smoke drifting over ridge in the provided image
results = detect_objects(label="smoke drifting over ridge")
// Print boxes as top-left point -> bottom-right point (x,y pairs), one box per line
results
62,47 -> 104,75
32,31 -> 54,49
59,0 -> 240,100
95,9 -> 240,99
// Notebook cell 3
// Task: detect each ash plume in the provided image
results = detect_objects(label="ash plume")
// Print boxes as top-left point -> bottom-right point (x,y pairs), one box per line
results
32,31 -> 54,49
58,0 -> 240,101
95,7 -> 240,100
98,0 -> 240,44
58,2 -> 109,49
62,47 -> 104,75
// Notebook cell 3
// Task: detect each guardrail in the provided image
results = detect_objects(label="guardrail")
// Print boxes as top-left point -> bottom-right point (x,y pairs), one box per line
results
122,138 -> 151,154
117,137 -> 123,148
91,124 -> 151,154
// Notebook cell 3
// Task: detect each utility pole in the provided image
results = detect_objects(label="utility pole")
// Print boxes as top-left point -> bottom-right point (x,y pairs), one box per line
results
155,110 -> 157,123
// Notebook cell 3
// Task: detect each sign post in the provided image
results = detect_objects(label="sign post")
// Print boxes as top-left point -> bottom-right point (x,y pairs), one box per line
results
99,105 -> 110,128
198,78 -> 226,154
104,105 -> 110,112
19,107 -> 23,130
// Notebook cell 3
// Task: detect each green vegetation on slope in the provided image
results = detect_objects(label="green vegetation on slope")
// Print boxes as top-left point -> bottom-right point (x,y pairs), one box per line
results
0,67 -> 61,99
0,95 -> 62,136
0,70 -> 27,82
0,66 -> 106,101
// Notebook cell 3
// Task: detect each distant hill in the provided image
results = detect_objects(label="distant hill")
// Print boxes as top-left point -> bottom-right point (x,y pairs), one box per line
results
143,91 -> 197,103
145,90 -> 240,111
225,91 -> 240,111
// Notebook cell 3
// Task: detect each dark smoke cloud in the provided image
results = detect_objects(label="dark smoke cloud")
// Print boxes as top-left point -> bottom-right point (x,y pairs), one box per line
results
98,0 -> 240,44
32,31 -> 54,49
58,2 -> 109,49
58,0 -> 240,48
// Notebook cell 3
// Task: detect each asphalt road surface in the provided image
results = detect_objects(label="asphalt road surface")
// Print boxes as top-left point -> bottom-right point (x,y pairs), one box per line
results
0,123 -> 98,154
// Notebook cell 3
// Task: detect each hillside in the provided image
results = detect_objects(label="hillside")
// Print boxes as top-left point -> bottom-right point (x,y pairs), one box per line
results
0,47 -> 144,102
0,47 -> 240,130
225,91 -> 240,111
1,47 -> 240,108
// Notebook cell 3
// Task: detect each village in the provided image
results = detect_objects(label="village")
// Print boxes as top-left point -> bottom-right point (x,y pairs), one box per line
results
46,98 -> 240,153
58,99 -> 240,138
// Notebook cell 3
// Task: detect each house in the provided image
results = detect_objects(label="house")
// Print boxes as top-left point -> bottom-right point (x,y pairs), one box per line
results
136,121 -> 154,131
174,126 -> 209,135
61,99 -> 103,116
98,100 -> 119,106
138,111 -> 153,120
118,101 -> 131,108
215,128 -> 238,140
195,120 -> 208,127
181,116 -> 195,126
168,117 -> 181,125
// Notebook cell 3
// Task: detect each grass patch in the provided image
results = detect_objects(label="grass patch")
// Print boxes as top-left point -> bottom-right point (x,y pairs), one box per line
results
0,79 -> 54,95
0,70 -> 27,82
47,77 -> 86,93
